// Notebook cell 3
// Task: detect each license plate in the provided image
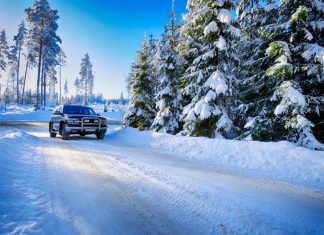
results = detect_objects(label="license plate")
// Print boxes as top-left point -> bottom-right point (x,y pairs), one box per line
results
86,128 -> 96,132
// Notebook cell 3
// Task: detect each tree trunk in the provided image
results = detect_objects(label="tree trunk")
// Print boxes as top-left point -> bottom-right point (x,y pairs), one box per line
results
21,61 -> 29,105
41,65 -> 44,107
59,64 -> 62,104
43,68 -> 47,107
36,40 -> 43,108
16,46 -> 22,103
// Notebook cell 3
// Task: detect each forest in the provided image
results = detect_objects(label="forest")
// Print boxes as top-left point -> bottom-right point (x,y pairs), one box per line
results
125,0 -> 324,150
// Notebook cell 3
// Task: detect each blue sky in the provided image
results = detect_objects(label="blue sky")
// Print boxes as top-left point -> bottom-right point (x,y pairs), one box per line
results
0,0 -> 187,99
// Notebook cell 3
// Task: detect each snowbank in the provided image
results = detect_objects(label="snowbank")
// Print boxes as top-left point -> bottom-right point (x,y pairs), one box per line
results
109,128 -> 324,189
0,130 -> 52,234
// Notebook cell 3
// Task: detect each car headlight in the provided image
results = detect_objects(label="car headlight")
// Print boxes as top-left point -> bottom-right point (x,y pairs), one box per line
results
66,118 -> 80,124
100,119 -> 107,125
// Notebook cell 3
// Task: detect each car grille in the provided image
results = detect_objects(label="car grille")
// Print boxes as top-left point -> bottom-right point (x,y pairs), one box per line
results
82,118 -> 100,127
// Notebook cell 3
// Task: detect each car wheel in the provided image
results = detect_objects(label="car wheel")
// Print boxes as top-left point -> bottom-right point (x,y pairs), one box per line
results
96,132 -> 105,140
49,123 -> 56,138
61,124 -> 70,140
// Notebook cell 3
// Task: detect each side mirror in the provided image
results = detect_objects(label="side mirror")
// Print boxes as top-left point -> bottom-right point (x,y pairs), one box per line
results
97,113 -> 101,116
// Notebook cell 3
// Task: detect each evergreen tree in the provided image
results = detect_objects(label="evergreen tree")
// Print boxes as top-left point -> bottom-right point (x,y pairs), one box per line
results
74,77 -> 80,97
9,21 -> 27,102
239,0 -> 324,149
21,43 -> 37,105
25,0 -> 61,108
124,39 -> 156,130
79,53 -> 94,105
0,30 -> 9,74
234,0 -> 279,140
119,91 -> 124,106
151,0 -> 183,134
181,0 -> 239,138
177,1 -> 203,115
263,0 -> 324,149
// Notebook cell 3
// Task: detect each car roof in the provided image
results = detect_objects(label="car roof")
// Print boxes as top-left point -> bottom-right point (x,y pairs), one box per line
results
63,105 -> 90,108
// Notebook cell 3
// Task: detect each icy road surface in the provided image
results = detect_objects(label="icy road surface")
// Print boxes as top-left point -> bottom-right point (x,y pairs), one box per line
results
0,123 -> 323,235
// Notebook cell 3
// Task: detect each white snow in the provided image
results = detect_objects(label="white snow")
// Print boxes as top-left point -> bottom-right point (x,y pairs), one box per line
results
274,82 -> 306,116
0,123 -> 324,234
203,21 -> 218,35
216,0 -> 225,7
264,3 -> 277,12
302,43 -> 324,66
313,0 -> 324,12
217,9 -> 232,24
226,25 -> 241,37
110,128 -> 324,190
216,112 -> 232,132
215,36 -> 227,51
204,70 -> 228,95
199,102 -> 212,120
303,29 -> 313,41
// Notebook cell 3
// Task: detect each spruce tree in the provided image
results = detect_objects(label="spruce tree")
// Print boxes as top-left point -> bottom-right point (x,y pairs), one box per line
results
0,30 -> 9,73
234,1 -> 279,140
181,0 -> 239,138
264,0 -> 324,149
9,21 -> 27,102
25,0 -> 61,108
79,53 -> 94,105
177,1 -> 203,116
124,39 -> 156,130
151,1 -> 183,134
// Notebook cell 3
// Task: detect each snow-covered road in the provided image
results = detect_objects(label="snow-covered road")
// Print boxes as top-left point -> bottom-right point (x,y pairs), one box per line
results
1,123 -> 324,234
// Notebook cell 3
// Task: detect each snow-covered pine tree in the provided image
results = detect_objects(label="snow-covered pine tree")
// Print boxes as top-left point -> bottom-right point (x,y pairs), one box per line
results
249,0 -> 324,149
119,92 -> 124,106
181,0 -> 240,138
79,53 -> 94,106
74,77 -> 80,97
124,39 -> 156,130
9,21 -> 27,102
0,30 -> 9,73
234,1 -> 279,140
25,0 -> 61,108
269,0 -> 324,149
177,1 -> 203,117
151,0 -> 183,134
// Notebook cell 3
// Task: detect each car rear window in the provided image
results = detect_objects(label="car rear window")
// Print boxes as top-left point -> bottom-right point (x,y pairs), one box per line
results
63,106 -> 96,115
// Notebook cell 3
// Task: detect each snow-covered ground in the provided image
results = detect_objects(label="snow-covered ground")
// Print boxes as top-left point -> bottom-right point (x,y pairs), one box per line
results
0,123 -> 323,234
0,104 -> 125,122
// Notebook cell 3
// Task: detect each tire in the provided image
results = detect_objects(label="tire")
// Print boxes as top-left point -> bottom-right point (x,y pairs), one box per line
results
96,132 -> 105,140
49,123 -> 56,138
61,124 -> 70,140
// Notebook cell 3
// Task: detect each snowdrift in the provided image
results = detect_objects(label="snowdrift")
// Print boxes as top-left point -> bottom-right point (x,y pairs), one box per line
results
109,128 -> 324,189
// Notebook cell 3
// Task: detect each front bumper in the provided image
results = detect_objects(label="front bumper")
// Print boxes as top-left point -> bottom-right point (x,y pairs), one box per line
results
65,117 -> 107,134
65,125 -> 107,134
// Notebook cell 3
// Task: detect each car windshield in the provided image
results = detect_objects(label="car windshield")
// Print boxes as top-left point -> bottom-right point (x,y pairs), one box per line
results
63,106 -> 96,115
